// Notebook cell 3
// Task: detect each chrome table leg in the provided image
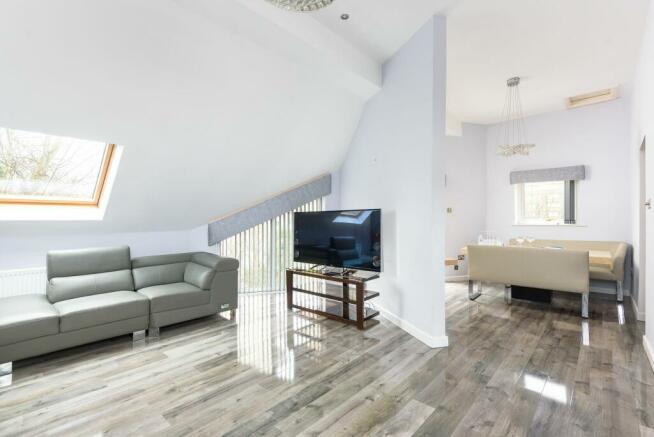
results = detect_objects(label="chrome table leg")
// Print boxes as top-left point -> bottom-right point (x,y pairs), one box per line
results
617,281 -> 624,302
581,292 -> 589,318
468,280 -> 481,300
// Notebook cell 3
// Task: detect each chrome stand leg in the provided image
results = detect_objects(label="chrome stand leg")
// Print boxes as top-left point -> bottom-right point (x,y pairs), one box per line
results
148,327 -> 160,339
132,330 -> 146,342
230,309 -> 236,318
505,285 -> 512,305
581,292 -> 589,318
0,362 -> 12,388
617,281 -> 624,303
468,280 -> 481,300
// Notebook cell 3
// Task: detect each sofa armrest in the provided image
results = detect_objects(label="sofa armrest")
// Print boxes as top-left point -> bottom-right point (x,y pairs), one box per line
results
198,254 -> 239,311
611,243 -> 628,282
213,256 -> 239,273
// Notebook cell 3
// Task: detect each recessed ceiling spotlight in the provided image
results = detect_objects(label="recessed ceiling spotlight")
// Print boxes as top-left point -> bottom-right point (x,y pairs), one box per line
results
340,13 -> 350,20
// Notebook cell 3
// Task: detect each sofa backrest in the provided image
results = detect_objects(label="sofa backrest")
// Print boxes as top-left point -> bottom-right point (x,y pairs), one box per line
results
46,246 -> 134,303
508,239 -> 629,279
510,239 -> 624,254
467,245 -> 589,294
131,252 -> 228,291
131,253 -> 192,290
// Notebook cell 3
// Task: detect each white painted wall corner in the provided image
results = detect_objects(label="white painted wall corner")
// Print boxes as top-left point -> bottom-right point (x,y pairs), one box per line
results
643,336 -> 654,372
377,305 -> 449,349
632,295 -> 646,322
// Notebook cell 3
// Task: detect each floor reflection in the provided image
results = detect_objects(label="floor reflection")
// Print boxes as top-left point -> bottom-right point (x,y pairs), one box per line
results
523,374 -> 569,404
236,290 -> 329,383
581,320 -> 590,346
617,303 -> 626,325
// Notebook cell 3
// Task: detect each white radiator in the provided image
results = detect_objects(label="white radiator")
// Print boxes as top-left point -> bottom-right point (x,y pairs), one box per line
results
0,268 -> 47,298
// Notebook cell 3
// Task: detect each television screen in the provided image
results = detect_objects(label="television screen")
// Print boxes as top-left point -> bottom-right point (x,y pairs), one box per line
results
294,209 -> 381,272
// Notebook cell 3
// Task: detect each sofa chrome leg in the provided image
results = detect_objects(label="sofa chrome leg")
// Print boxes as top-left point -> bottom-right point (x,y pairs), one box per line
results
0,362 -> 12,388
581,292 -> 589,319
0,362 -> 11,377
132,330 -> 146,342
505,285 -> 512,305
617,281 -> 624,303
230,309 -> 236,318
468,280 -> 481,301
148,327 -> 160,339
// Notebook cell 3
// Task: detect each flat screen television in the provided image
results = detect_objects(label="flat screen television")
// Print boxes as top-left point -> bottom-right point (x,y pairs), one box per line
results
293,209 -> 382,272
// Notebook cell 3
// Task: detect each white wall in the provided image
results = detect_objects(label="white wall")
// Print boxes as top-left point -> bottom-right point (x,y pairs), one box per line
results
630,1 -> 654,351
485,98 -> 632,244
445,123 -> 486,277
339,16 -> 448,348
0,228 -> 214,271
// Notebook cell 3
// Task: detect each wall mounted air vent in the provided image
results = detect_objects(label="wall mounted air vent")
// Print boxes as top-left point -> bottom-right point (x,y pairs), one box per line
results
566,87 -> 618,109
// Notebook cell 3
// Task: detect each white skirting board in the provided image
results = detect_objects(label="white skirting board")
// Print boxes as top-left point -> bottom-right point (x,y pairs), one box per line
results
643,336 -> 654,373
632,296 -> 646,322
377,305 -> 449,349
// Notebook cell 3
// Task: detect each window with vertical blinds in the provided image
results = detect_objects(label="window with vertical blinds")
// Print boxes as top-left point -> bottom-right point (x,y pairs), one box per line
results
219,197 -> 324,292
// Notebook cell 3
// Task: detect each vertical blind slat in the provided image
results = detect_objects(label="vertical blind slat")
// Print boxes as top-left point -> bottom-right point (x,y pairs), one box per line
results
219,198 -> 323,293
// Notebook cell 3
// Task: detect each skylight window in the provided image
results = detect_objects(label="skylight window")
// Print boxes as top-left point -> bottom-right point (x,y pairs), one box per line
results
0,127 -> 115,206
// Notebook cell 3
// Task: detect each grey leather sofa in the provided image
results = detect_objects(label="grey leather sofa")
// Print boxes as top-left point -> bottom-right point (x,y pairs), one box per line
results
131,252 -> 239,336
0,246 -> 238,379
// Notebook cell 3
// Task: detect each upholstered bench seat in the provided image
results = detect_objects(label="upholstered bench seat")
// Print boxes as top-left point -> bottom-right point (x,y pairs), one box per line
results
54,291 -> 150,333
0,295 -> 59,346
589,265 -> 616,282
137,283 -> 209,313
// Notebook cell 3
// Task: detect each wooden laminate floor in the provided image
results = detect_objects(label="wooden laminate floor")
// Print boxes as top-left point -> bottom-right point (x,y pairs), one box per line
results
1,283 -> 653,436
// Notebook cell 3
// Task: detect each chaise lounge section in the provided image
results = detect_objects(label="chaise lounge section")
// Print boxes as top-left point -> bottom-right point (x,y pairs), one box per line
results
131,252 -> 239,337
0,246 -> 239,381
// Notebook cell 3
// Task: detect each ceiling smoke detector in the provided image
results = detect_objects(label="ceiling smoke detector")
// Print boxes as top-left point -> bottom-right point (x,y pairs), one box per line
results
566,88 -> 619,109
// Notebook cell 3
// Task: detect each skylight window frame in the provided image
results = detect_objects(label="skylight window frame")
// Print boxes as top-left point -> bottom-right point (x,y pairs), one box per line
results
0,143 -> 116,207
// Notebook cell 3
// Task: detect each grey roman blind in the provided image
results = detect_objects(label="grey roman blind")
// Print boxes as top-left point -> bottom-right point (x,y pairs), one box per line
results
509,165 -> 586,185
208,174 -> 331,245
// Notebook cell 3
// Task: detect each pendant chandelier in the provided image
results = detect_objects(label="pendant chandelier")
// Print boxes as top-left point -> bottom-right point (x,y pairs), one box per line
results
497,76 -> 535,157
265,0 -> 334,12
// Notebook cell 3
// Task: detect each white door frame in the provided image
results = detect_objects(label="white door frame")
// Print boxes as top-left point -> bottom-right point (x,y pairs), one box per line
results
638,137 -> 647,321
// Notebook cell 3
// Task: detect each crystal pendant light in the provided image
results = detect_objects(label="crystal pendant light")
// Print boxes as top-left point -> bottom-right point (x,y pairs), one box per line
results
265,0 -> 334,12
497,77 -> 535,157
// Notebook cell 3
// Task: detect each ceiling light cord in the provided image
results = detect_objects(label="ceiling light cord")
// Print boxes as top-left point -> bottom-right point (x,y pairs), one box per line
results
497,76 -> 535,157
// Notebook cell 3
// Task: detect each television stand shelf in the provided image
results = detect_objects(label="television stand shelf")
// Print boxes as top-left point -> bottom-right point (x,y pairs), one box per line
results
286,268 -> 380,330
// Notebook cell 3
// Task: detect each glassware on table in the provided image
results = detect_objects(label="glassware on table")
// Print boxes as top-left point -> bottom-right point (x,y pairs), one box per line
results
526,236 -> 536,245
478,231 -> 502,246
515,236 -> 525,245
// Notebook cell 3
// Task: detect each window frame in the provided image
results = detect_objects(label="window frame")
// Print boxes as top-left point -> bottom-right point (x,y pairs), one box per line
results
0,143 -> 116,207
514,180 -> 577,226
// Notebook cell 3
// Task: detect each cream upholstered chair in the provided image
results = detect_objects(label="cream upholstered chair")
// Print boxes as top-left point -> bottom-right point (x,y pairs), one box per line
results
467,245 -> 590,317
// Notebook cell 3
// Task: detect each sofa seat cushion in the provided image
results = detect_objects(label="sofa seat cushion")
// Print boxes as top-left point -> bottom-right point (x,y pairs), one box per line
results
0,295 -> 60,346
590,266 -> 617,282
54,291 -> 149,333
137,282 -> 210,313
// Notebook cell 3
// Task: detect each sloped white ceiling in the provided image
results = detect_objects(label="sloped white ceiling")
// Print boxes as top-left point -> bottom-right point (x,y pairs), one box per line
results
0,0 -> 380,235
